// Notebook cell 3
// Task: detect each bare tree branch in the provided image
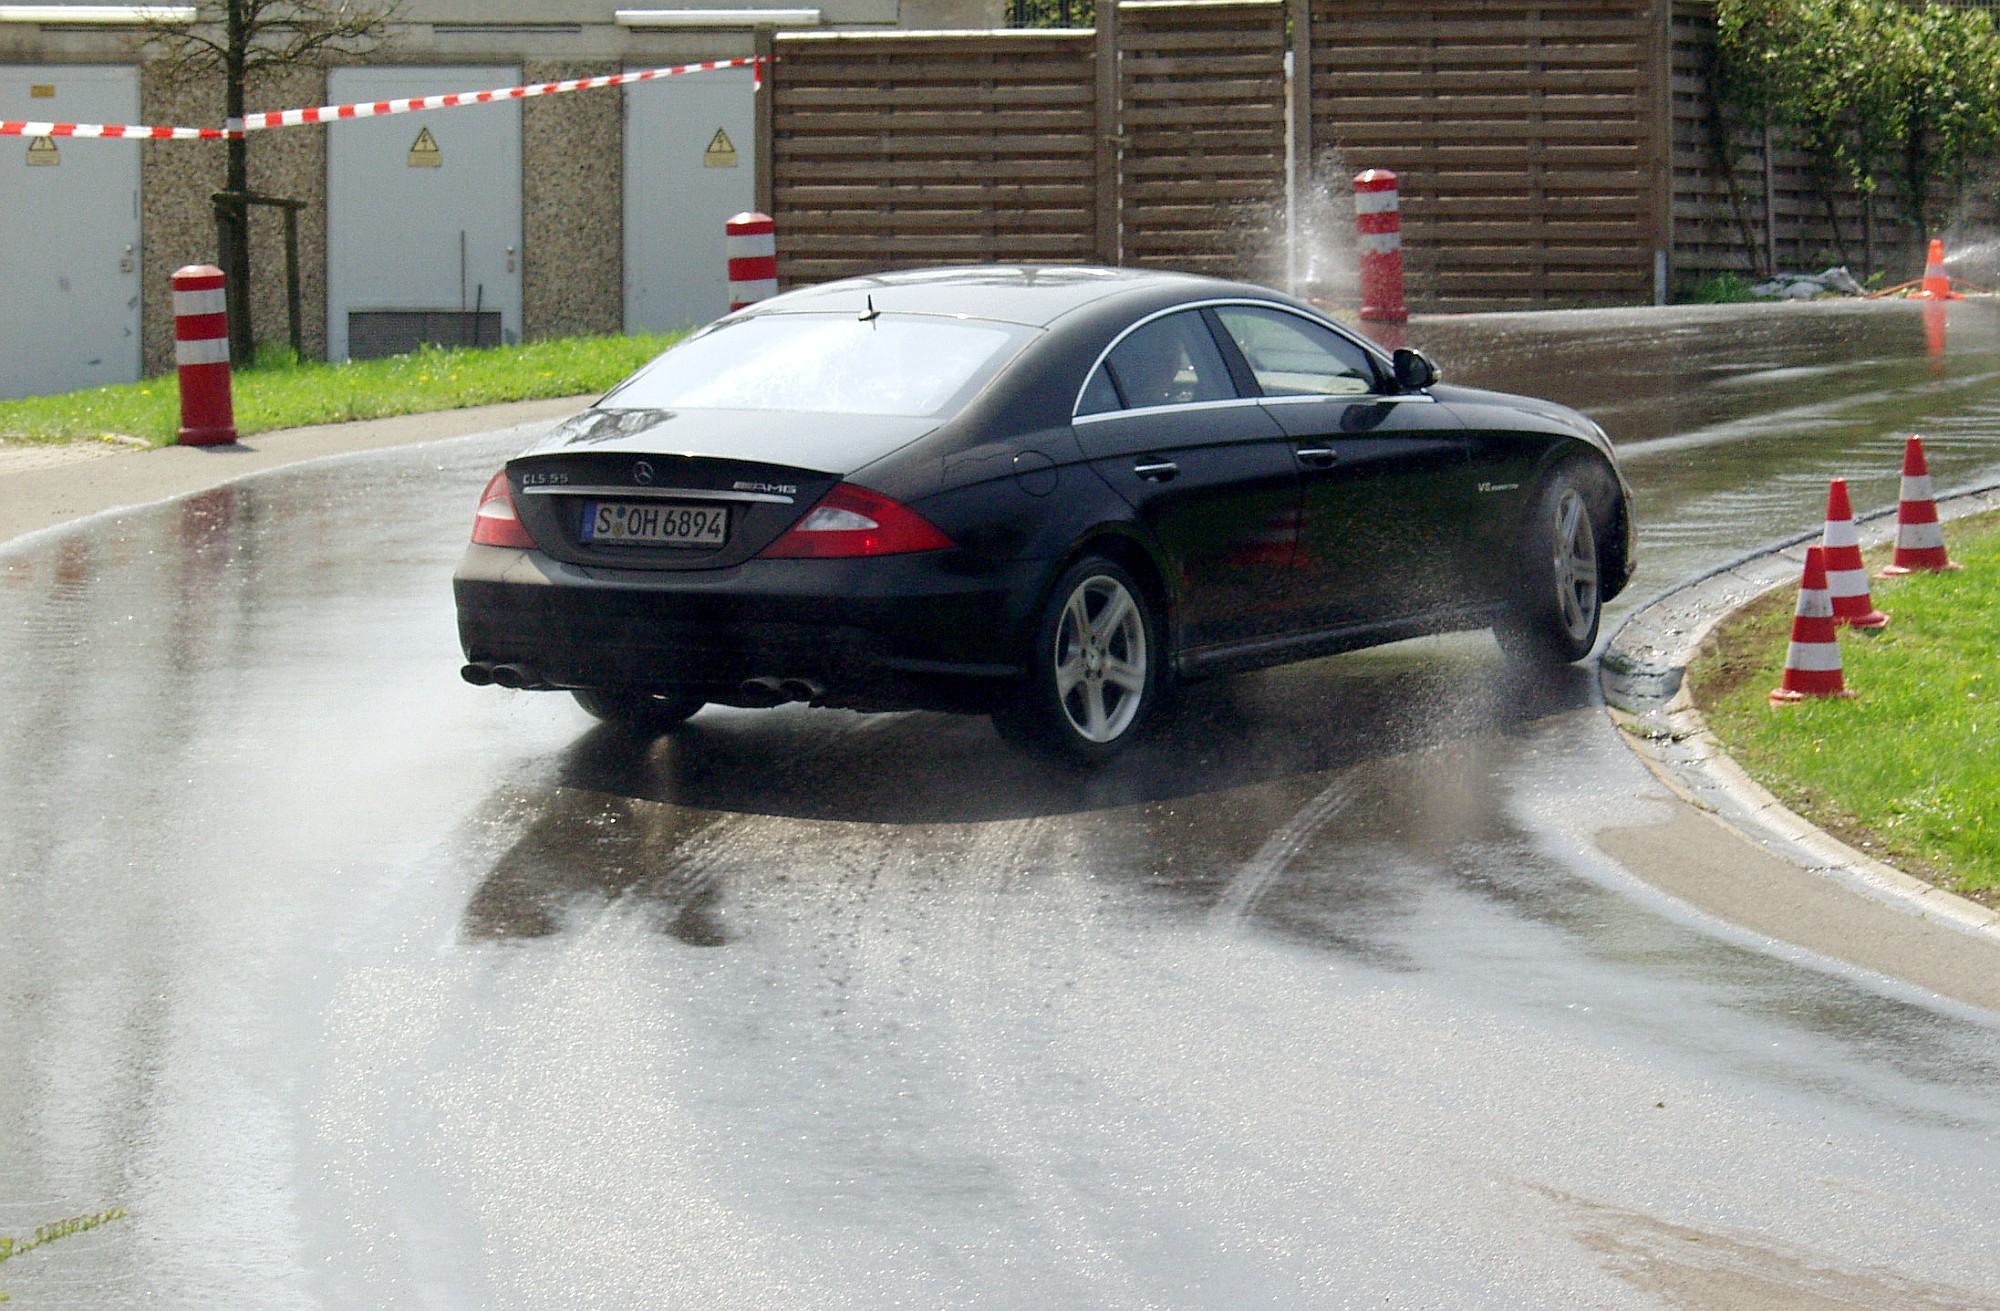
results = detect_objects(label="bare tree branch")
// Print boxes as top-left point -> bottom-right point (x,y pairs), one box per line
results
141,2 -> 401,96
137,0 -> 401,363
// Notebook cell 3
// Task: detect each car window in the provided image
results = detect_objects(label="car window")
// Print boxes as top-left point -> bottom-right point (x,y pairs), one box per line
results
1100,311 -> 1237,411
1076,363 -> 1123,417
600,313 -> 1033,418
1213,305 -> 1379,398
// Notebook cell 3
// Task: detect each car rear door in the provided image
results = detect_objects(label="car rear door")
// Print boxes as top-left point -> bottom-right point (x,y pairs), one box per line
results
1074,309 -> 1305,654
1208,305 -> 1471,632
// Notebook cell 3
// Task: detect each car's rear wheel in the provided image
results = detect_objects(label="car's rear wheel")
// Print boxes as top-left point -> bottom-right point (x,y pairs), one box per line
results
1495,460 -> 1613,665
571,687 -> 705,734
995,556 -> 1161,764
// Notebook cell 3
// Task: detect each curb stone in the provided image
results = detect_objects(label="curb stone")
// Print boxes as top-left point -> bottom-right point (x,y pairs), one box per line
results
1600,481 -> 2000,945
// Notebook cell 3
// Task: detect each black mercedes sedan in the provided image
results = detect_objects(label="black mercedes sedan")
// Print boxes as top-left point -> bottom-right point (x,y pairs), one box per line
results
454,266 -> 1635,762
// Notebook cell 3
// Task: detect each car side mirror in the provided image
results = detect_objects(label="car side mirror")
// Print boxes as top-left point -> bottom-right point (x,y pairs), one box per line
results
1392,348 -> 1438,392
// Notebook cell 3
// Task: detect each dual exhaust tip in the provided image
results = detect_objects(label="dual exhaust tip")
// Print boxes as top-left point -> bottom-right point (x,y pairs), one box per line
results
461,664 -> 824,705
461,661 -> 547,690
736,675 -> 825,707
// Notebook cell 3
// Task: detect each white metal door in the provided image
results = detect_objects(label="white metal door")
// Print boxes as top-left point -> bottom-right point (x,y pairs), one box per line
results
326,66 -> 522,362
624,65 -> 757,335
0,66 -> 142,401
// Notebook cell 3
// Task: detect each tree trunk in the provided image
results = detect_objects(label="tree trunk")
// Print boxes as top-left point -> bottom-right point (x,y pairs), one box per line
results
1901,97 -> 1932,263
1807,155 -> 1851,269
1703,45 -> 1765,281
223,0 -> 253,365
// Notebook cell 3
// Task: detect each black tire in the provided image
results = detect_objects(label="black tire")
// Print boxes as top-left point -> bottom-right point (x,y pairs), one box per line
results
1494,460 -> 1615,665
571,687 -> 705,734
993,556 -> 1163,765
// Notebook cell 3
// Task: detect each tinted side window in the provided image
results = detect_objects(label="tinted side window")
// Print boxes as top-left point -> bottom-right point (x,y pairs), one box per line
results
1213,306 -> 1379,398
1101,311 -> 1237,411
1077,363 -> 1123,416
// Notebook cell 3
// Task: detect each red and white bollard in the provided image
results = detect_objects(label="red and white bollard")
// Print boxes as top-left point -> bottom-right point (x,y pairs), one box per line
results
172,264 -> 237,446
725,211 -> 778,311
1354,169 -> 1408,324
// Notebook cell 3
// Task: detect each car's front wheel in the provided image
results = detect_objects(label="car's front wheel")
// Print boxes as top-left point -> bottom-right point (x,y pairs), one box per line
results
571,687 -> 705,734
994,556 -> 1162,764
1494,460 -> 1614,665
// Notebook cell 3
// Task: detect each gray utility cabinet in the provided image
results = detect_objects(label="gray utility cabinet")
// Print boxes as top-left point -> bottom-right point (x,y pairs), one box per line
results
0,65 -> 142,400
624,63 -> 758,336
327,66 -> 523,363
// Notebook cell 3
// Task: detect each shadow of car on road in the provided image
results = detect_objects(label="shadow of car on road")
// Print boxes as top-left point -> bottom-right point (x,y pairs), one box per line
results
460,641 -> 1599,947
555,639 -> 1597,825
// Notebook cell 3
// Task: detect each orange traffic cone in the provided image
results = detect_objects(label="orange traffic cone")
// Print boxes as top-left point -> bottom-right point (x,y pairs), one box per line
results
1771,546 -> 1853,704
1820,478 -> 1889,628
1912,239 -> 1964,301
1878,435 -> 1961,575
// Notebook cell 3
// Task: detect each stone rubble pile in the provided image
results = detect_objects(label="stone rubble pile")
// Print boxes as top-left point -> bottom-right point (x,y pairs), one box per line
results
1751,266 -> 1867,298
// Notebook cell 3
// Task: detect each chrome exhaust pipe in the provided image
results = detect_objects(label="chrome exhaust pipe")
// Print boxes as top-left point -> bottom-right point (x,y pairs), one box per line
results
738,676 -> 788,707
461,663 -> 496,686
490,663 -> 538,690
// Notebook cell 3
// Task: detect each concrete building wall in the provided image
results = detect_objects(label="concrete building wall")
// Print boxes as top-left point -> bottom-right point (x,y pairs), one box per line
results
2,1 -> 1006,390
139,63 -> 327,373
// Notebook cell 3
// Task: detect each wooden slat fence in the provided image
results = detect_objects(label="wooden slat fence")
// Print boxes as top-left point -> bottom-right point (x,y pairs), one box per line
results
769,30 -> 1100,285
1118,1 -> 1289,279
1307,0 -> 1669,310
771,1 -> 1880,309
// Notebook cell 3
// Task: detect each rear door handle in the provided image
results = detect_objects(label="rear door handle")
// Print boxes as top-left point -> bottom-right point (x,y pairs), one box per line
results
1295,445 -> 1338,467
1132,459 -> 1180,482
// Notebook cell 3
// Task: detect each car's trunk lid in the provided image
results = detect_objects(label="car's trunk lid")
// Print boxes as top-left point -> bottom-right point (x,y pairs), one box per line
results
507,407 -> 938,570
507,446 -> 836,572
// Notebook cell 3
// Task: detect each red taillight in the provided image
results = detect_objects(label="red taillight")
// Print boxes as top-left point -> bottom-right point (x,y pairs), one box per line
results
759,483 -> 955,559
471,470 -> 536,548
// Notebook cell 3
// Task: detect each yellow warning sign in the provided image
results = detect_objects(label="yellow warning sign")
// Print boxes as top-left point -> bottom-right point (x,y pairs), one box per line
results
703,127 -> 738,169
26,136 -> 58,167
408,126 -> 441,168
30,84 -> 54,99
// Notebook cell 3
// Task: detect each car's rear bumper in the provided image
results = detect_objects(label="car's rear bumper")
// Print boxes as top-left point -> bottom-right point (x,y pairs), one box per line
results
452,544 -> 1041,712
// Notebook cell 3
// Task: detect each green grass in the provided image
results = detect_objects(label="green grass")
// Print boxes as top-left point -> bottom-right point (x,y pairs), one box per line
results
1690,511 -> 2000,902
0,332 -> 685,449
1677,272 -> 1763,304
0,1208 -> 126,1302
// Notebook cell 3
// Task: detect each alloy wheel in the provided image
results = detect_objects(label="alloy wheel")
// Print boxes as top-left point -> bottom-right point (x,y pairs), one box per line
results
1053,574 -> 1149,744
1551,487 -> 1600,641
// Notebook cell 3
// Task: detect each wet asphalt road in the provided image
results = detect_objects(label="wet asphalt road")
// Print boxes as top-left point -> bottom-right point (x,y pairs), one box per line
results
5,301 -> 2000,1308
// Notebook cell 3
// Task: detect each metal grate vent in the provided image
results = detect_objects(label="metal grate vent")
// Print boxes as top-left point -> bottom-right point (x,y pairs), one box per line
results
347,310 -> 502,361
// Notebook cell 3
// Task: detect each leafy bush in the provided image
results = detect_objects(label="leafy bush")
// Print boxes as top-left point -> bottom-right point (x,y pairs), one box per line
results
1714,0 -> 2000,272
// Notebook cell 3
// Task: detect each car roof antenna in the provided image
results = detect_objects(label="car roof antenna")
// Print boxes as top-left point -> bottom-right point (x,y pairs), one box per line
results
859,294 -> 880,323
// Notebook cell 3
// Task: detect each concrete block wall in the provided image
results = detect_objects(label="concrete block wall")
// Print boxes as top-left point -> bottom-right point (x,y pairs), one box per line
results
4,0 -> 1028,388
140,63 -> 327,374
522,60 -> 623,341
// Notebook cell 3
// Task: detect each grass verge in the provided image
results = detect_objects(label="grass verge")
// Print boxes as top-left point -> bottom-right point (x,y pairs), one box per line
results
0,332 -> 684,449
1689,510 -> 2000,906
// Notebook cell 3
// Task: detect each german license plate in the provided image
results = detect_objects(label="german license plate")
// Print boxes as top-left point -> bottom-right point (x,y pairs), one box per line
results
579,501 -> 730,548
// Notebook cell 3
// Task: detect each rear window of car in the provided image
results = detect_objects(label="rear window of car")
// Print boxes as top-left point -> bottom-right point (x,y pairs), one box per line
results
600,313 -> 1034,418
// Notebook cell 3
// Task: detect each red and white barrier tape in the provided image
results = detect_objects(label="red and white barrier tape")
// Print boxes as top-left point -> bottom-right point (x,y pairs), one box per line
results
1,56 -> 763,141
0,119 -> 227,139
237,57 -> 764,132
